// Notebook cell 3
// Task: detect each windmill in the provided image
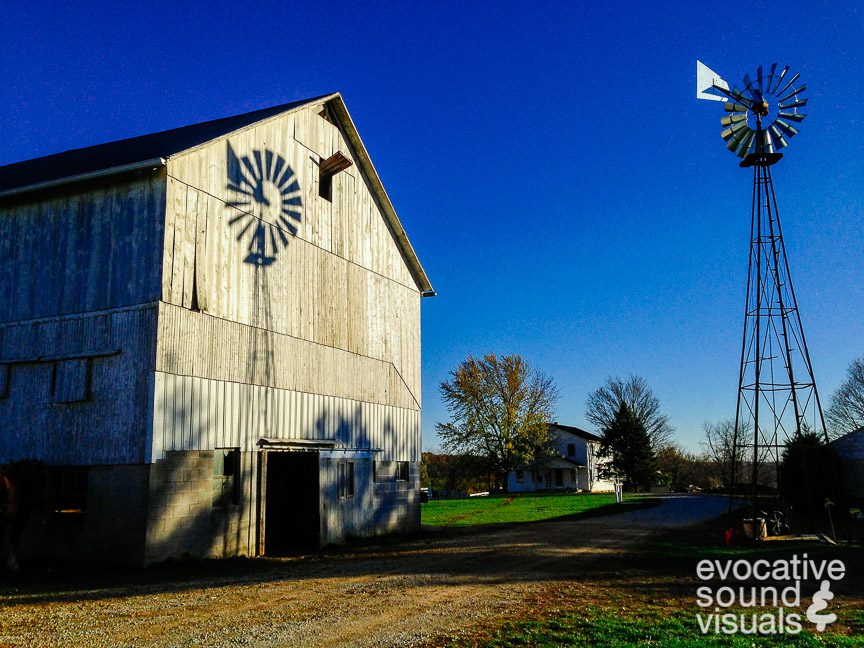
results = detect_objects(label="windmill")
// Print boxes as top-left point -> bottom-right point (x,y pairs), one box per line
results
696,61 -> 830,536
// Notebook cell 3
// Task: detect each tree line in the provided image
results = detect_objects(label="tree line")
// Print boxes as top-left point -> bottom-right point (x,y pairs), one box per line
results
432,352 -> 864,495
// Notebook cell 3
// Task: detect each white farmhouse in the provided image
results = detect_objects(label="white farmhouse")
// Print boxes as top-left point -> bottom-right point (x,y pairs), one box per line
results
507,423 -> 614,493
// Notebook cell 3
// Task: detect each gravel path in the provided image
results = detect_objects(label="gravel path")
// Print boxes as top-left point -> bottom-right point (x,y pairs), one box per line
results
0,495 -> 725,647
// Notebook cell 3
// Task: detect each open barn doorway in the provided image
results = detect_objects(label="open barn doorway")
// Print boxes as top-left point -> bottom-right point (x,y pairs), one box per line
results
262,451 -> 320,555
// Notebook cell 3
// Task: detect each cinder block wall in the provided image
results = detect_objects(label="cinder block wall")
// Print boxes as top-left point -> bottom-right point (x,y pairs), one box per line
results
144,450 -> 256,564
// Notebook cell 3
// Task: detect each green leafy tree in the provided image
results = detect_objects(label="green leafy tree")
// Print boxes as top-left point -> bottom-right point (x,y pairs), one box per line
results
597,403 -> 657,492
436,353 -> 558,491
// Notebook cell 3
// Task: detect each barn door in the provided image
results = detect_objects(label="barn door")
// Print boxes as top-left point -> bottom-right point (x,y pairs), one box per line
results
263,452 -> 320,555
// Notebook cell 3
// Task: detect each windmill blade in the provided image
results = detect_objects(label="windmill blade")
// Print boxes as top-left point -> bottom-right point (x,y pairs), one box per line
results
729,88 -> 754,107
757,65 -> 764,95
726,126 -> 751,151
779,111 -> 807,122
769,125 -> 789,149
736,130 -> 756,157
770,65 -> 790,93
774,119 -> 799,137
779,97 -> 808,110
721,113 -> 748,127
765,63 -> 778,91
762,128 -> 775,154
721,121 -> 750,141
778,85 -> 807,103
725,102 -> 749,113
776,72 -> 801,99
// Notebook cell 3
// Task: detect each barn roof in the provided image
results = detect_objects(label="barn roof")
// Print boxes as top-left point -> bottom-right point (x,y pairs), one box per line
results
0,93 -> 434,294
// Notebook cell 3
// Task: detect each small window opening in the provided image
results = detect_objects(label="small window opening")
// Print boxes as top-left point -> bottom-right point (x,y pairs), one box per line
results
570,468 -> 577,482
567,443 -> 576,457
515,469 -> 524,484
532,470 -> 542,483
555,468 -> 564,487
396,461 -> 410,482
0,364 -> 9,399
318,152 -> 353,202
213,448 -> 240,507
48,466 -> 88,524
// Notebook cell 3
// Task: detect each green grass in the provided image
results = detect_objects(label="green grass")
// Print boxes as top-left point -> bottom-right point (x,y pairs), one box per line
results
460,607 -> 861,647
421,492 -> 652,526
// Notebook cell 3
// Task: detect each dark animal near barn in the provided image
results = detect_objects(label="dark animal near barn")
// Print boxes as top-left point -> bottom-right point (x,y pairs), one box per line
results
0,460 -> 47,572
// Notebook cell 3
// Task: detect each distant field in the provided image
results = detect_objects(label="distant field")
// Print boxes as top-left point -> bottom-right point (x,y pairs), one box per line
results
421,491 -> 646,526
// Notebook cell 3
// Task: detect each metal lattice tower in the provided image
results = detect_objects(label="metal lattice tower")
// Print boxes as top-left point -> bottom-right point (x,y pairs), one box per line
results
733,148 -> 828,493
697,62 -> 830,526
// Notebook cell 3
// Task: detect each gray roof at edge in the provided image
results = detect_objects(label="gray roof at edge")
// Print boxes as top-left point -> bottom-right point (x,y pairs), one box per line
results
0,96 -> 325,193
0,94 -> 434,294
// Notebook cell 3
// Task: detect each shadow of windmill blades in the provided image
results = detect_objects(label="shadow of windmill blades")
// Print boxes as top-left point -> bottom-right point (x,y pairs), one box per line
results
225,142 -> 303,267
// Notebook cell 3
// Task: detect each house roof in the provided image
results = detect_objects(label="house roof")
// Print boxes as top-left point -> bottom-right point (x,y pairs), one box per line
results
550,422 -> 603,442
0,93 -> 434,294
830,426 -> 864,459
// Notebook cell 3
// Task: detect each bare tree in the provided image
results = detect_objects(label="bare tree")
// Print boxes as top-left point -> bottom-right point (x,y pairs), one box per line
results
701,420 -> 744,492
436,353 -> 558,491
825,356 -> 864,440
585,375 -> 673,451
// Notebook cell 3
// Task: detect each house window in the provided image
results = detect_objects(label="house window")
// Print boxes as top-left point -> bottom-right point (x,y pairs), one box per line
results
532,470 -> 542,483
567,443 -> 576,457
396,461 -> 410,482
0,364 -> 8,398
372,460 -> 381,483
570,468 -> 577,482
52,359 -> 91,403
515,470 -> 524,483
555,469 -> 563,487
339,461 -> 355,498
48,466 -> 88,523
213,448 -> 240,507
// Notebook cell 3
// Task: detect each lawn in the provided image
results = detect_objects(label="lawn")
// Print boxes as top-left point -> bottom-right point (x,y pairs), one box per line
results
421,491 -> 650,526
443,516 -> 864,647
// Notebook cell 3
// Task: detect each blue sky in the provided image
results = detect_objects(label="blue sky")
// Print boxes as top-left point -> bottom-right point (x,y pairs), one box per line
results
1,1 -> 862,452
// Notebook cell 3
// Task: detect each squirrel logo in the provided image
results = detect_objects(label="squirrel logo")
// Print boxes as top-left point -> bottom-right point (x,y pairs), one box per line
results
806,580 -> 837,632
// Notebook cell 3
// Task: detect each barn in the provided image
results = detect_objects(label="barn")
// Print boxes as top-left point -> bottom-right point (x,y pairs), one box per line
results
0,94 -> 433,564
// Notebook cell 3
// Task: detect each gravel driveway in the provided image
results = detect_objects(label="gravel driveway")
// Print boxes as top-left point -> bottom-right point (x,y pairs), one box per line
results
0,495 -> 727,647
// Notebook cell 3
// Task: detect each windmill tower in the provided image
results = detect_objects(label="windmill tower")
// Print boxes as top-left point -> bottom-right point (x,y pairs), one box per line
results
697,62 -> 830,532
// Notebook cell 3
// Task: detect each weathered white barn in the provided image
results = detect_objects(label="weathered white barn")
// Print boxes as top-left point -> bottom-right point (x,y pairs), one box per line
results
507,423 -> 614,493
0,94 -> 433,563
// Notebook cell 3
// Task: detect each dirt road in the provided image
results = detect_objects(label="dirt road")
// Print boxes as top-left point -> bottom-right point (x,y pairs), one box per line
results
0,495 -> 728,647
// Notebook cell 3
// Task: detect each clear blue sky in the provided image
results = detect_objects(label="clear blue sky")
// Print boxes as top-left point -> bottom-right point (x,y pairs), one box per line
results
2,1 -> 862,452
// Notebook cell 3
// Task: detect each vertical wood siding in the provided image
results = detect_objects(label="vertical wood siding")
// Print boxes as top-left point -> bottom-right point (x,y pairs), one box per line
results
0,174 -> 166,324
162,106 -> 422,407
0,306 -> 158,464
